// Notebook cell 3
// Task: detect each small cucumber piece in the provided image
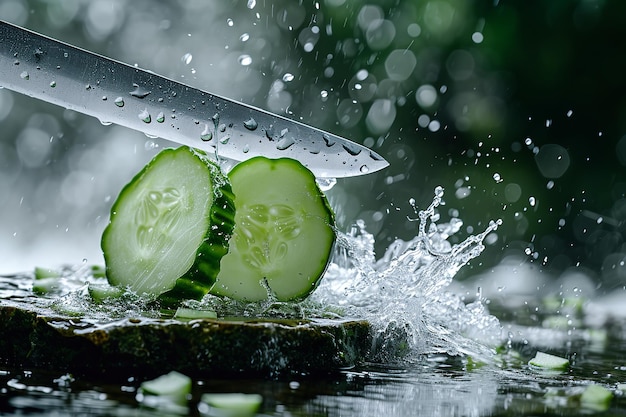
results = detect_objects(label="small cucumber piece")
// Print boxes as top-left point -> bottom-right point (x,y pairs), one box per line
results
200,393 -> 263,416
211,157 -> 335,301
140,371 -> 192,404
581,384 -> 613,410
528,351 -> 569,370
88,282 -> 125,303
101,147 -> 235,305
174,307 -> 217,320
34,266 -> 61,280
32,277 -> 61,294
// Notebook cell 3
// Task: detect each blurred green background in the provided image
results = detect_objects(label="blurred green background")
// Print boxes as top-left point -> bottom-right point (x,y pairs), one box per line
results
1,0 -> 625,292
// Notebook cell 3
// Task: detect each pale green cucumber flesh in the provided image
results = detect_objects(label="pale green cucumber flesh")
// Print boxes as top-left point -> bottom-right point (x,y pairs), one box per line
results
200,393 -> 263,412
528,351 -> 570,370
140,371 -> 192,399
101,146 -> 234,305
211,157 -> 335,301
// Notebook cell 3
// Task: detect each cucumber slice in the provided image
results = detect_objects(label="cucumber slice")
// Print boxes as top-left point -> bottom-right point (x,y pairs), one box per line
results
211,157 -> 335,301
101,147 -> 235,305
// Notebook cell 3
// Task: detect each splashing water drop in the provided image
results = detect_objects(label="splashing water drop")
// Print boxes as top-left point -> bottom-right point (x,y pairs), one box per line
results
247,0 -> 256,9
312,187 -> 502,359
283,73 -> 295,82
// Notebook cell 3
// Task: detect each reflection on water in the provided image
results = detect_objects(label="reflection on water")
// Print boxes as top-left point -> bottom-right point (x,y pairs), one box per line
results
3,331 -> 626,417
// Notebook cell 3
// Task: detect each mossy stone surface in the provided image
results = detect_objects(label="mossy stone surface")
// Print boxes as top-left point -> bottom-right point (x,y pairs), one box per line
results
0,297 -> 371,379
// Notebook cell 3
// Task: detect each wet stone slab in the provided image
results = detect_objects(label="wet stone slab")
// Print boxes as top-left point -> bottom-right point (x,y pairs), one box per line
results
0,274 -> 371,379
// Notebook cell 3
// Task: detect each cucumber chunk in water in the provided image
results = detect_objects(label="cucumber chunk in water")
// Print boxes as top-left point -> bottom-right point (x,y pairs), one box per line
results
528,351 -> 570,370
580,384 -> 613,410
101,147 -> 235,304
211,157 -> 335,301
140,371 -> 192,405
200,393 -> 263,416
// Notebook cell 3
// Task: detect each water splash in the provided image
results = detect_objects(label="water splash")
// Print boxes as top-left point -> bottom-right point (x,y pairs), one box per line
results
311,186 -> 503,360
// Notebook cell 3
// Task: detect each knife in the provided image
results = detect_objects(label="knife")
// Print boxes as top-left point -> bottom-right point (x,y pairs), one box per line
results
0,20 -> 388,178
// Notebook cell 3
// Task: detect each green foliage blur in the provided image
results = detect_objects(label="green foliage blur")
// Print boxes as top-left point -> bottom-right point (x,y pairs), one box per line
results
2,0 -> 626,285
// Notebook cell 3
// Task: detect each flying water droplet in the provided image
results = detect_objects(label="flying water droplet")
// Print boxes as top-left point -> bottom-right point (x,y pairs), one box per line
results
243,118 -> 258,130
240,33 -> 250,42
493,173 -> 502,183
227,18 -> 234,27
114,97 -> 125,107
130,83 -> 151,99
20,71 -> 29,80
138,109 -> 151,123
247,0 -> 256,8
238,54 -> 252,66
282,73 -> 295,82
181,53 -> 193,65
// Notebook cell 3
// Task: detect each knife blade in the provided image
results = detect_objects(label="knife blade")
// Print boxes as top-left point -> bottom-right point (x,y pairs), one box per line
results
0,20 -> 388,178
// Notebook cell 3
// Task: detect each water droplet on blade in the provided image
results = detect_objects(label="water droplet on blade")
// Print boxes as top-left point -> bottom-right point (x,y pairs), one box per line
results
138,109 -> 151,123
243,118 -> 258,130
343,143 -> 362,156
156,112 -> 165,123
49,81 -> 56,88
276,137 -> 295,150
360,165 -> 370,173
322,133 -> 335,147
20,71 -> 29,80
114,97 -> 125,107
130,83 -> 151,99
220,135 -> 230,144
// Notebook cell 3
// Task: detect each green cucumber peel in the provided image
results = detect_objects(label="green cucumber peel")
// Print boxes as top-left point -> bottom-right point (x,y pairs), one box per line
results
211,157 -> 335,302
101,146 -> 235,306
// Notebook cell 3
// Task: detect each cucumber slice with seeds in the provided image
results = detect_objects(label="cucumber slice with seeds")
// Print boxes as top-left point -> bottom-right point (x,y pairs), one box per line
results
211,157 -> 335,301
101,147 -> 235,305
